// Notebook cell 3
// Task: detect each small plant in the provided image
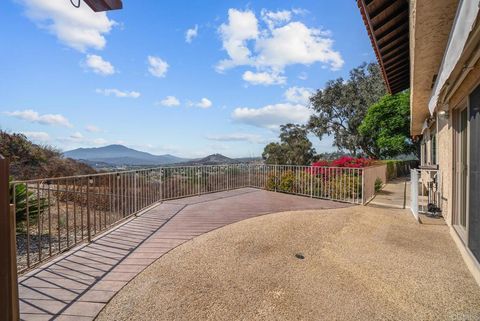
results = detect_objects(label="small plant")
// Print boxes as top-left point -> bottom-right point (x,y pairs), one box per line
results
9,178 -> 48,231
279,171 -> 295,193
374,177 -> 383,193
266,173 -> 278,191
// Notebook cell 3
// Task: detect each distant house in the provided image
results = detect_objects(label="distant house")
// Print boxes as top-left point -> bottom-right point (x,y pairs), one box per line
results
357,0 -> 480,283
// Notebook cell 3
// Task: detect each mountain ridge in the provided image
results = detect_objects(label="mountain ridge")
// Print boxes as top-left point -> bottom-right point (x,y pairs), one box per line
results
64,144 -> 188,166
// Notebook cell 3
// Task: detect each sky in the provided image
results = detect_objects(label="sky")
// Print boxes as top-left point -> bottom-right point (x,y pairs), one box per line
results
0,0 -> 375,158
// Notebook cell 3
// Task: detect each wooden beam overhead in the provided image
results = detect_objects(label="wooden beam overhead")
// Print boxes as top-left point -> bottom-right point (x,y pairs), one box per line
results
379,32 -> 409,54
389,75 -> 410,88
384,57 -> 409,73
383,50 -> 409,67
376,17 -> 409,42
357,0 -> 410,94
385,62 -> 409,77
387,68 -> 409,82
369,1 -> 399,20
372,4 -> 408,31
381,41 -> 409,60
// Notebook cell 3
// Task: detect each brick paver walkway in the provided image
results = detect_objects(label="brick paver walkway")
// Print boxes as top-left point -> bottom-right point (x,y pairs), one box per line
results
18,188 -> 349,320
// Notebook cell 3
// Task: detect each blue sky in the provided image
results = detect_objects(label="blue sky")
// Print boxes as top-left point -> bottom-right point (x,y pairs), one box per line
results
0,0 -> 374,158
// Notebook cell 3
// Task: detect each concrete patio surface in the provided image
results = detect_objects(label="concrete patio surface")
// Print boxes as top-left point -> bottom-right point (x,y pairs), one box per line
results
18,188 -> 348,321
97,205 -> 480,321
369,177 -> 409,209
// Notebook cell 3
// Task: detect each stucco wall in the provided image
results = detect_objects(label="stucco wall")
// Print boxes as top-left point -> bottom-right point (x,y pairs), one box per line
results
437,114 -> 453,225
409,0 -> 459,135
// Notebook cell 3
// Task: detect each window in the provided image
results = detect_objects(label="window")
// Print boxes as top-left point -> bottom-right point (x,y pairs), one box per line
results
421,142 -> 427,165
431,133 -> 437,164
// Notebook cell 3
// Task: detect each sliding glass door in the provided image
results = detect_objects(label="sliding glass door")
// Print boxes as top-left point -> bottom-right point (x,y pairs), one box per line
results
454,106 -> 468,239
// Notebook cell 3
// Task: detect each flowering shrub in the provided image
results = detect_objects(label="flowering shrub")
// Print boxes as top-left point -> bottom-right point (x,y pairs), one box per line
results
330,156 -> 372,168
307,161 -> 329,175
307,156 -> 372,176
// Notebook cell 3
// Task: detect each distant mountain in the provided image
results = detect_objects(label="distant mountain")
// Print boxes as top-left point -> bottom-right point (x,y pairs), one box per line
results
64,144 -> 188,166
183,153 -> 239,165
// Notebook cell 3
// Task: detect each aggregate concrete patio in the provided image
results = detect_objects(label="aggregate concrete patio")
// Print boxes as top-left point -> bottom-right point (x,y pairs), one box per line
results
18,188 -> 348,321
97,205 -> 480,321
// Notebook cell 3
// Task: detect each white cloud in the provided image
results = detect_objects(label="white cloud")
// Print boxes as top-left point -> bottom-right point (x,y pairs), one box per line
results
19,0 -> 116,52
59,133 -> 107,146
206,133 -> 267,144
261,9 -> 292,29
70,132 -> 84,140
284,86 -> 313,104
217,8 -> 344,83
4,109 -> 73,127
21,131 -> 51,142
216,9 -> 259,72
85,54 -> 115,75
96,88 -> 140,98
158,96 -> 180,107
194,98 -> 213,109
148,56 -> 169,78
255,22 -> 343,70
185,25 -> 198,43
242,70 -> 286,85
232,103 -> 311,130
85,125 -> 102,133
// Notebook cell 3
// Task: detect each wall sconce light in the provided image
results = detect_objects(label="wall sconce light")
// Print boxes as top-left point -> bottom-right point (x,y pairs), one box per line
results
438,110 -> 449,119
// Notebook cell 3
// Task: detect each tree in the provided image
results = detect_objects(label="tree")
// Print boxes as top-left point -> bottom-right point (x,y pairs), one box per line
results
262,142 -> 287,165
308,62 -> 386,156
358,91 -> 418,159
262,124 -> 315,165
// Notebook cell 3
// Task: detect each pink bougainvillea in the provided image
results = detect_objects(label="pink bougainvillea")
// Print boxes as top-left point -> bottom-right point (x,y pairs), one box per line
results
307,156 -> 373,175
330,156 -> 372,168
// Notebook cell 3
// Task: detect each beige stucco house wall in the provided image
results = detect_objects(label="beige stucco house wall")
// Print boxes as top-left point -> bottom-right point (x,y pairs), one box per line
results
411,0 -> 480,284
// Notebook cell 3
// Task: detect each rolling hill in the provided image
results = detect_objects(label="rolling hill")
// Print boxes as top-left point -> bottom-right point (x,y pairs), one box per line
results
64,144 -> 188,166
182,153 -> 239,165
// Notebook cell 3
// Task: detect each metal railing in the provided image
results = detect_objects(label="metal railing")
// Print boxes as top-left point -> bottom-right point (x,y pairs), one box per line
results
11,163 -> 385,273
410,168 -> 442,221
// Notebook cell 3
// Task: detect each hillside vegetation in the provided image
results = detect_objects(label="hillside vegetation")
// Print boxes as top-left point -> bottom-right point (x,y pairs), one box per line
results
0,131 -> 96,180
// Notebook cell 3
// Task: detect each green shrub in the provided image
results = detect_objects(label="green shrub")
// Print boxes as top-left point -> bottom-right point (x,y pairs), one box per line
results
266,173 -> 278,191
312,172 -> 362,200
9,178 -> 48,231
279,171 -> 295,193
374,177 -> 383,193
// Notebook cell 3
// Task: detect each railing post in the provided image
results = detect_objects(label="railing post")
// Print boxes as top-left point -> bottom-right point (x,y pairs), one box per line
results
248,165 -> 251,187
134,172 -> 138,214
274,165 -> 277,192
361,168 -> 366,205
226,166 -> 229,191
0,155 -> 20,321
86,177 -> 92,242
197,168 -> 201,196
310,166 -> 313,198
